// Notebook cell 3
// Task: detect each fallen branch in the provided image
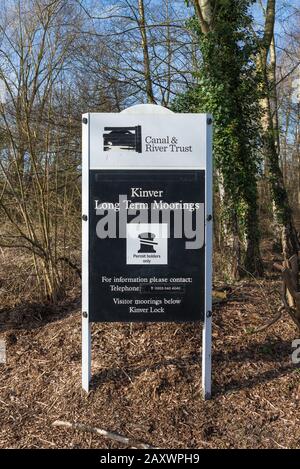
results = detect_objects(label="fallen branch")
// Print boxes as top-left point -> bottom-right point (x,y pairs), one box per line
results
251,307 -> 283,334
52,420 -> 154,449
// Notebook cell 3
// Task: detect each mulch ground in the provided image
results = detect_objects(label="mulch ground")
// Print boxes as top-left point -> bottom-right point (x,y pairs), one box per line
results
0,274 -> 300,448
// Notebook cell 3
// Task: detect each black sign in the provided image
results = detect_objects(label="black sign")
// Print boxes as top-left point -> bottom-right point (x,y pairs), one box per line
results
88,170 -> 205,322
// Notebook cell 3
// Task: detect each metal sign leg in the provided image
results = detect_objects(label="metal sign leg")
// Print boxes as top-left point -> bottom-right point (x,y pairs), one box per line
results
82,316 -> 91,392
202,116 -> 213,400
202,313 -> 212,400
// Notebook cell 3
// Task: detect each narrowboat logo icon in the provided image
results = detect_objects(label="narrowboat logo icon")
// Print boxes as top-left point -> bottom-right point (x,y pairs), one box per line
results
103,125 -> 142,153
126,223 -> 168,265
138,232 -> 157,253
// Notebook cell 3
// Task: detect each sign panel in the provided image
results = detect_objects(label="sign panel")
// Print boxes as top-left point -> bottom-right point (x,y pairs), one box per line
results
89,169 -> 205,321
83,112 -> 211,323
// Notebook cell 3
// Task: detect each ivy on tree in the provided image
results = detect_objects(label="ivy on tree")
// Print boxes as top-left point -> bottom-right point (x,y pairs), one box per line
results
174,0 -> 263,278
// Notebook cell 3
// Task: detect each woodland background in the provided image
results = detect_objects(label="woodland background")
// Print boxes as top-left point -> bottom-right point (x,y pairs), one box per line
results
0,0 -> 299,302
0,0 -> 300,450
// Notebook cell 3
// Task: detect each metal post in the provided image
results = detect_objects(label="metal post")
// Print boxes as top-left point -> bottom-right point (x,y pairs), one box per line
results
202,116 -> 213,400
82,314 -> 91,392
82,114 -> 91,392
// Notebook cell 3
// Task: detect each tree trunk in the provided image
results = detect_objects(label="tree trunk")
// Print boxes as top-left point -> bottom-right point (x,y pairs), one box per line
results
138,0 -> 156,104
191,0 -> 263,278
231,210 -> 242,280
259,0 -> 300,261
244,201 -> 264,276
